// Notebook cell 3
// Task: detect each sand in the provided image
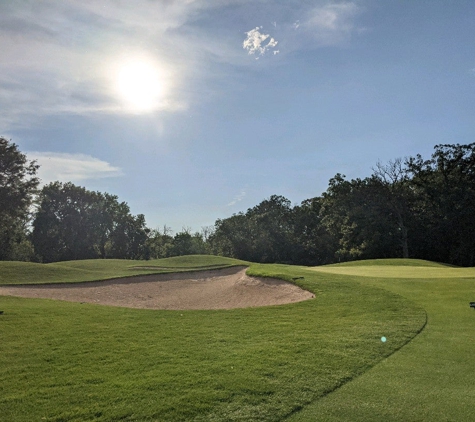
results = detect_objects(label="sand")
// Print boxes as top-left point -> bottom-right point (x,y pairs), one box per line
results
0,266 -> 314,310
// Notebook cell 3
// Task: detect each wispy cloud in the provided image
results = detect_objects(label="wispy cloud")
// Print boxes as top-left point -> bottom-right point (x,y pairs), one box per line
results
0,1 -> 365,128
243,27 -> 279,57
304,2 -> 360,45
228,189 -> 247,207
27,152 -> 123,185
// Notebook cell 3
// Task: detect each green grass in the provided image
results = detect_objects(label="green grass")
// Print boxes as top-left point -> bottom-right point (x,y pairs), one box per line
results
0,257 -> 425,421
287,261 -> 475,421
0,255 -> 247,285
325,258 -> 453,267
314,261 -> 475,279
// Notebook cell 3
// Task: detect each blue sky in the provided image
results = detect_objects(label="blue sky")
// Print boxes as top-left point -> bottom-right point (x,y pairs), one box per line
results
2,1 -> 475,233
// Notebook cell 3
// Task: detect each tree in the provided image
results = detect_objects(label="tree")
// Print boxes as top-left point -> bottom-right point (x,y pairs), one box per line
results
0,137 -> 39,260
407,143 -> 475,266
146,225 -> 174,259
292,197 -> 336,265
320,174 -> 403,261
371,158 -> 413,258
32,182 -> 149,262
245,195 -> 294,263
210,213 -> 255,260
171,227 -> 208,256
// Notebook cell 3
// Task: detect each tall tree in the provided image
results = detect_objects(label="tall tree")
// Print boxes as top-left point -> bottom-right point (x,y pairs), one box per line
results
0,138 -> 39,260
292,197 -> 336,265
320,174 -> 402,261
407,143 -> 475,266
245,195 -> 294,263
371,158 -> 413,258
32,182 -> 149,262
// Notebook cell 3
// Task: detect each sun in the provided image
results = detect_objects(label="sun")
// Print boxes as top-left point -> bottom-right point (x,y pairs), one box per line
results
115,59 -> 164,112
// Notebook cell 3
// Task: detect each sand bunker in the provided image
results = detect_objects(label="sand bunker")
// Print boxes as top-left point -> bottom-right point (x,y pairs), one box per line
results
0,266 -> 314,310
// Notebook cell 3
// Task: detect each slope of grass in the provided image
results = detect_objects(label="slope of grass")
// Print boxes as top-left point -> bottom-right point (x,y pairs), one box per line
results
324,258 -> 452,267
288,260 -> 475,421
0,255 -> 248,285
0,258 -> 425,422
315,261 -> 475,279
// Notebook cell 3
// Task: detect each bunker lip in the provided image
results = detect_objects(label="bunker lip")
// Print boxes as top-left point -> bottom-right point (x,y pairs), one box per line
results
0,266 -> 314,310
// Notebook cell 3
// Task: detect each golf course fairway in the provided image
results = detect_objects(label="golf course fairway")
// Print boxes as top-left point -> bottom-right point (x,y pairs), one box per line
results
288,259 -> 475,421
1,256 -> 472,421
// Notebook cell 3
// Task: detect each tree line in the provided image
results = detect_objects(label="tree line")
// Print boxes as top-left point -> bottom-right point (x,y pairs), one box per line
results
0,137 -> 209,262
1,137 -> 474,266
210,143 -> 475,267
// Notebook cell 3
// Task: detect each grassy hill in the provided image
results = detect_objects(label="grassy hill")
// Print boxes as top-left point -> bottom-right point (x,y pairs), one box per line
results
1,256 -> 473,421
0,255 -> 247,285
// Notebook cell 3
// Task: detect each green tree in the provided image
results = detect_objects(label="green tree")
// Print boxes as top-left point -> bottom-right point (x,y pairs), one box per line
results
146,225 -> 174,259
32,182 -> 149,262
171,228 -> 208,256
407,143 -> 475,266
320,174 -> 402,261
371,159 -> 413,258
210,213 -> 255,260
0,137 -> 39,260
245,195 -> 294,263
292,197 -> 336,265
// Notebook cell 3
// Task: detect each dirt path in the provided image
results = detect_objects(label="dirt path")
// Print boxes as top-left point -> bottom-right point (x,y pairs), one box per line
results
0,266 -> 314,310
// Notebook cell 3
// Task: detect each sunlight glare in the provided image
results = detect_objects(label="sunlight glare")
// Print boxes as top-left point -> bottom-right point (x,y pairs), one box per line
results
116,59 -> 164,112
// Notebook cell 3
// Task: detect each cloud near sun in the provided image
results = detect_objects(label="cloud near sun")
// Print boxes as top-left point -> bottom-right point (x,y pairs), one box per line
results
0,1 -> 362,125
27,152 -> 123,185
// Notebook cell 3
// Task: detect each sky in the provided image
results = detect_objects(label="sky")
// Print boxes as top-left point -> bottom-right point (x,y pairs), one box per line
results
2,0 -> 475,234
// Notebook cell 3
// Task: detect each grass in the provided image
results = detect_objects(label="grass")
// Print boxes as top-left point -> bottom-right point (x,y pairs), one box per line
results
287,260 -> 475,421
324,258 -> 453,267
0,257 -> 426,421
0,255 -> 248,285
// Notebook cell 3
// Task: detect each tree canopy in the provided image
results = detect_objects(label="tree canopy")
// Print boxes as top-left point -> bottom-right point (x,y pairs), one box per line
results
0,137 -> 39,260
211,143 -> 475,267
32,182 -> 149,262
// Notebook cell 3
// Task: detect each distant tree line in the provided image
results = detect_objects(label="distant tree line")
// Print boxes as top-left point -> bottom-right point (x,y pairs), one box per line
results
209,142 -> 475,267
1,137 -> 474,266
0,137 -> 212,262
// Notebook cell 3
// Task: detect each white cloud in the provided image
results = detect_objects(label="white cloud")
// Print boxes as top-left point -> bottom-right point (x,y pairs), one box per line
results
228,189 -> 246,206
0,1 -> 365,128
27,152 -> 123,184
304,2 -> 360,44
243,27 -> 279,56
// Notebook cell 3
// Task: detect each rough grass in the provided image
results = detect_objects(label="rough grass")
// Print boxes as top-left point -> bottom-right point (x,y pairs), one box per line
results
0,257 -> 426,422
288,261 -> 475,421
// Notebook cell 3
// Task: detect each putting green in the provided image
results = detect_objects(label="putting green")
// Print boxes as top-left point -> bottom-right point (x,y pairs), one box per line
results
311,265 -> 475,279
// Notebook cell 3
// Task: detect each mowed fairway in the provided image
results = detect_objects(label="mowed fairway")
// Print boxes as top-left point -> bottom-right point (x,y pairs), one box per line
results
288,260 -> 475,421
1,256 -> 428,421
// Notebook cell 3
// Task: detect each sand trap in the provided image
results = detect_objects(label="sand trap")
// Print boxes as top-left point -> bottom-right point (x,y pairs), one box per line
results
0,266 -> 314,310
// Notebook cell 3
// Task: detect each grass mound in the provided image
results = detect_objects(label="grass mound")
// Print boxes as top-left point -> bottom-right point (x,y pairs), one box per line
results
0,255 -> 247,285
324,258 -> 452,267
